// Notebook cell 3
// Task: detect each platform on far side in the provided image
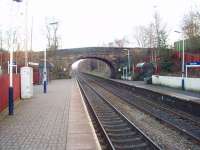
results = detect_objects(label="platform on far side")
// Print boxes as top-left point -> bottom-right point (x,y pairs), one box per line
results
0,79 -> 100,150
112,79 -> 200,103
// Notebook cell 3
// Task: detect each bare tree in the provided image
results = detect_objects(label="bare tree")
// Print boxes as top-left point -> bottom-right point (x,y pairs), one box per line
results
102,36 -> 129,48
52,22 -> 59,50
46,24 -> 51,49
181,10 -> 200,50
108,42 -> 114,47
133,24 -> 157,48
114,37 -> 129,47
153,12 -> 168,49
5,28 -> 17,51
45,18 -> 59,51
182,10 -> 200,39
0,31 -> 3,51
145,23 -> 156,48
106,37 -> 129,47
133,26 -> 147,47
133,12 -> 168,72
134,12 -> 168,49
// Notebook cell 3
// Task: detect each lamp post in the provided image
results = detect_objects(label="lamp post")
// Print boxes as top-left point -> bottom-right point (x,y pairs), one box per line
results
123,49 -> 130,74
8,0 -> 22,115
174,30 -> 185,90
43,48 -> 47,93
43,21 -> 58,93
122,66 -> 128,80
178,40 -> 181,58
122,67 -> 124,79
49,21 -> 58,50
123,49 -> 131,78
125,66 -> 128,80
123,49 -> 134,79
25,0 -> 28,66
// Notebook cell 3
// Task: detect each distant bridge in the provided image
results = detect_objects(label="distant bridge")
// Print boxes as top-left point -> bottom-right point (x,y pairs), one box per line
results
31,47 -> 149,78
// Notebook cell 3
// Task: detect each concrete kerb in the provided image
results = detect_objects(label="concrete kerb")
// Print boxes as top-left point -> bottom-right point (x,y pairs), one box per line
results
75,80 -> 102,150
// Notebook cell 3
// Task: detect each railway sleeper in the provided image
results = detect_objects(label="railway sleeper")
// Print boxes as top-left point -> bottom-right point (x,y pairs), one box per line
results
100,117 -> 122,122
103,122 -> 128,129
97,114 -> 119,118
115,142 -> 149,150
108,131 -> 138,138
101,119 -> 124,124
111,136 -> 143,143
103,127 -> 132,133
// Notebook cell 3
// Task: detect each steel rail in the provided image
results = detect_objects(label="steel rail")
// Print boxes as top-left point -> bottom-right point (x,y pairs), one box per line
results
77,75 -> 161,150
81,73 -> 200,144
77,79 -> 115,150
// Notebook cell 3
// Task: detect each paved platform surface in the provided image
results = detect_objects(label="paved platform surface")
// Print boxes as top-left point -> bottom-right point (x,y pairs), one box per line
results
0,79 -> 100,150
113,79 -> 200,102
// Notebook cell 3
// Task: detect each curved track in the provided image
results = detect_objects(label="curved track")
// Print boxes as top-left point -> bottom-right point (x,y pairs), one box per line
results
77,75 -> 161,150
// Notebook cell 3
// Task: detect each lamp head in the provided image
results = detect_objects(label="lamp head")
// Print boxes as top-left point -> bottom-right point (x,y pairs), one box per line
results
13,0 -> 22,2
174,30 -> 181,33
49,22 -> 58,25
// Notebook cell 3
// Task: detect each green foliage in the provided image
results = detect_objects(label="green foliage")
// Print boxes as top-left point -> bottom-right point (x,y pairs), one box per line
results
160,59 -> 173,72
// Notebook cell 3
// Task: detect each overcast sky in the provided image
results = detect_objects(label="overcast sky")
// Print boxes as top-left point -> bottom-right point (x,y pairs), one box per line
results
0,0 -> 200,51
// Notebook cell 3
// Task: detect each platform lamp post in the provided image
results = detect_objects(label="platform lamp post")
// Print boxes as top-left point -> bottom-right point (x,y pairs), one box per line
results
174,30 -> 185,90
123,49 -> 131,79
49,21 -> 59,50
8,0 -> 22,115
43,48 -> 47,93
43,21 -> 58,93
24,0 -> 28,67
122,67 -> 125,80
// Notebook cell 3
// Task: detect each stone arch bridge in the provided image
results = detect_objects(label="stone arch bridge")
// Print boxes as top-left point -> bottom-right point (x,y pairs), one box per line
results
33,47 -> 149,79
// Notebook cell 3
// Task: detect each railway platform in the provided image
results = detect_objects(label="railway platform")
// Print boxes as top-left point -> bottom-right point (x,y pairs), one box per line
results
0,79 -> 100,150
113,79 -> 200,102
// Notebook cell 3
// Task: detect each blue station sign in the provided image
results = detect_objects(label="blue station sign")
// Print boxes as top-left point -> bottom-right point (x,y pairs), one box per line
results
186,61 -> 200,66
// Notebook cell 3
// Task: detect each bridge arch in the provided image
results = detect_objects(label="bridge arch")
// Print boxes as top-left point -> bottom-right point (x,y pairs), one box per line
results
72,56 -> 116,78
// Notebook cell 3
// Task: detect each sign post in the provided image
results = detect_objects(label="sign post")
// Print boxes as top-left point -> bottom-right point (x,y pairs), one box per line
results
186,61 -> 200,78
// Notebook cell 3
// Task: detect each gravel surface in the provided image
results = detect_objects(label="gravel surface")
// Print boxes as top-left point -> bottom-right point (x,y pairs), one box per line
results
91,82 -> 200,150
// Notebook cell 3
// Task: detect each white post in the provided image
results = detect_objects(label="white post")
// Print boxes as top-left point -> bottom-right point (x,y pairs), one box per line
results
43,48 -> 47,93
25,0 -> 28,66
182,39 -> 185,78
178,40 -> 181,58
9,51 -> 13,87
123,49 -> 132,79
174,31 -> 185,90
181,38 -> 185,90
44,49 -> 46,74
9,0 -> 23,115
122,67 -> 124,80
125,66 -> 128,80
186,65 -> 188,78
128,50 -> 130,75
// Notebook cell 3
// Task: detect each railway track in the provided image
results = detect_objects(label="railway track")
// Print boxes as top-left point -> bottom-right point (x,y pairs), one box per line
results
77,76 -> 161,150
80,73 -> 200,144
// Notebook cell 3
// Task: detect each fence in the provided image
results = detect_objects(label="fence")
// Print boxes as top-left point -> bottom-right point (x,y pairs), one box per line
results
152,75 -> 200,92
0,74 -> 21,112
